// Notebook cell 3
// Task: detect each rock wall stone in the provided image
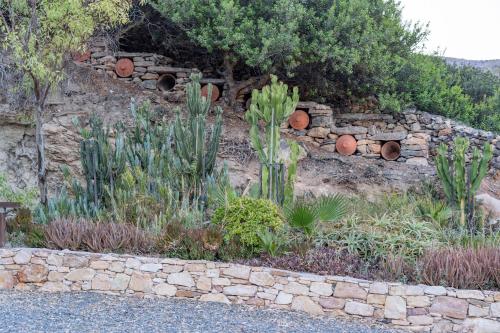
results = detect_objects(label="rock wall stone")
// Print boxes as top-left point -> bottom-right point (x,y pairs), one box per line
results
1,248 -> 499,332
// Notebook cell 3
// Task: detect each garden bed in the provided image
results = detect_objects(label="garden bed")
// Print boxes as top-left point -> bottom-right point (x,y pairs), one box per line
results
1,248 -> 499,333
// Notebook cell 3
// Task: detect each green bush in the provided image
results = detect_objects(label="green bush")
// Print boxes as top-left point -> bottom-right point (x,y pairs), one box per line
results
212,197 -> 284,247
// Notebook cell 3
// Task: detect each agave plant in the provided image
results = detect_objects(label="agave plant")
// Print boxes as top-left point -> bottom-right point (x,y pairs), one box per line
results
285,194 -> 347,236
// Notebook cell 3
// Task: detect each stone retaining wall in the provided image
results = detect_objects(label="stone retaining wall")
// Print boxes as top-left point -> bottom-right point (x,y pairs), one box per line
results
283,102 -> 499,170
1,248 -> 499,332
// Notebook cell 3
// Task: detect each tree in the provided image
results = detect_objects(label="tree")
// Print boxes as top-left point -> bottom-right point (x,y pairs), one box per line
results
0,0 -> 132,205
149,0 -> 426,106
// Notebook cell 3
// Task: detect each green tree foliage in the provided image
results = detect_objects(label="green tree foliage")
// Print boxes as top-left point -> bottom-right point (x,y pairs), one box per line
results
149,0 -> 425,106
0,0 -> 132,205
435,137 -> 493,231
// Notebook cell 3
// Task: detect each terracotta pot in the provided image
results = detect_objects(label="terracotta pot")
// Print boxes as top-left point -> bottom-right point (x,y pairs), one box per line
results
115,58 -> 134,78
201,84 -> 220,102
289,110 -> 310,130
71,51 -> 91,62
157,74 -> 176,92
381,141 -> 401,161
336,135 -> 357,156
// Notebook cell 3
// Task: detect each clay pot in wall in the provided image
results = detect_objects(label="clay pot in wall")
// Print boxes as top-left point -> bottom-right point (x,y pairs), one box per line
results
115,58 -> 134,78
336,135 -> 357,156
72,51 -> 91,62
157,74 -> 176,92
381,141 -> 401,161
289,110 -> 310,130
201,84 -> 220,102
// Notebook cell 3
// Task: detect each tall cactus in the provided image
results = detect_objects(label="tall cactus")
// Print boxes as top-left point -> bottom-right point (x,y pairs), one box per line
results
245,75 -> 299,204
436,137 -> 493,230
172,73 -> 223,202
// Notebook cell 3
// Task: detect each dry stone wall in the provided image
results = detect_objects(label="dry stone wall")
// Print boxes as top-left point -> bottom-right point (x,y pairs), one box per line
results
283,102 -> 499,170
1,248 -> 500,332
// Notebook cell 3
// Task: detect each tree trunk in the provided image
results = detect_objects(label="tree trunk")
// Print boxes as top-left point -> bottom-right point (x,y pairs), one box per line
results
35,103 -> 48,206
222,53 -> 268,108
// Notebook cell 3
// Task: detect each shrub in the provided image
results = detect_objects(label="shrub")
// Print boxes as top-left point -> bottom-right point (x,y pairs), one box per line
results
44,219 -> 154,254
6,208 -> 45,247
212,197 -> 284,247
419,247 -> 500,289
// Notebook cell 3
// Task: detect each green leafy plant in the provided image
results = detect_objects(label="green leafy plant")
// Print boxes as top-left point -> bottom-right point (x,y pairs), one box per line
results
212,196 -> 284,247
285,195 -> 347,236
258,230 -> 284,257
416,198 -> 453,228
436,137 -> 493,230
245,75 -> 299,205
0,173 -> 37,210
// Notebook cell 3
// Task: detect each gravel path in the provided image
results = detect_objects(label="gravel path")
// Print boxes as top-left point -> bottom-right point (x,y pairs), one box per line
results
0,291 -> 403,333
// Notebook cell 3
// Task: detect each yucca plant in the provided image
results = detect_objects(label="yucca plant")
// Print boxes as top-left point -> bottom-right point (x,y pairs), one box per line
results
436,137 -> 493,231
285,194 -> 347,236
258,229 -> 283,257
416,198 -> 453,228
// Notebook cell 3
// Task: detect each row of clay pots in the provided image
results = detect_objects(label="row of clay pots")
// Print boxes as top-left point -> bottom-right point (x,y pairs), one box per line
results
336,135 -> 401,160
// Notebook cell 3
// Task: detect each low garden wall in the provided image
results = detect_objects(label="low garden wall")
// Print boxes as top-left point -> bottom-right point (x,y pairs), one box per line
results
1,248 -> 499,332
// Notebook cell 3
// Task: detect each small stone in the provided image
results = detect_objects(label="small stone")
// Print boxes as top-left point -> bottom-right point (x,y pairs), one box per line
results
13,250 -> 32,264
249,272 -> 275,287
90,261 -> 109,270
167,272 -> 195,287
153,283 -> 177,296
384,296 -> 407,319
368,131 -> 407,141
319,298 -> 345,309
463,318 -> 500,333
491,302 -> 500,317
307,127 -> 330,138
222,266 -> 250,279
333,282 -> 367,300
223,285 -> 257,297
331,126 -> 368,135
257,292 -> 276,301
185,264 -> 206,272
141,72 -> 159,80
140,263 -> 162,273
367,294 -> 386,305
196,276 -> 212,291
291,296 -> 324,315
407,296 -> 431,307
46,254 -> 63,267
162,265 -> 184,273
39,282 -> 70,292
344,301 -> 374,317
65,268 -> 95,282
310,282 -> 333,296
456,289 -> 485,300
406,157 -> 428,166
129,273 -> 153,292
369,282 -> 389,295
0,271 -> 15,289
284,282 -> 309,296
48,271 -> 64,282
63,255 -> 89,268
142,80 -> 157,90
199,293 -> 231,304
275,292 -> 293,305
92,274 -> 112,291
430,296 -> 468,319
111,274 -> 130,291
108,262 -> 124,273
125,258 -> 141,269
424,286 -> 447,296
212,278 -> 231,286
18,265 -> 49,283
469,304 -> 489,317
407,315 -> 433,325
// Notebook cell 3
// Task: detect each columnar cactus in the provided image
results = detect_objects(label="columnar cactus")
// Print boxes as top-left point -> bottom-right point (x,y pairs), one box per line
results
173,73 -> 223,201
436,137 -> 493,230
245,75 -> 299,204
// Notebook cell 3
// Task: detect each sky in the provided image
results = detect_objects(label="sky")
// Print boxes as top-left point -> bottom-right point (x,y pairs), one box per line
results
399,0 -> 500,60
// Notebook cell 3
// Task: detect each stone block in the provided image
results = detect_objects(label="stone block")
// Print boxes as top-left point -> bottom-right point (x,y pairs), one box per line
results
199,293 -> 231,304
345,301 -> 374,317
249,272 -> 275,287
291,296 -> 324,315
384,296 -> 407,319
167,272 -> 195,287
222,266 -> 251,279
310,282 -> 333,296
430,296 -> 468,319
223,285 -> 257,297
333,282 -> 367,300
307,127 -> 330,138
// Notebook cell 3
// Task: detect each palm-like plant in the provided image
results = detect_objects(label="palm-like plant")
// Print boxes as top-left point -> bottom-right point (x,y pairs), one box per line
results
286,194 -> 347,236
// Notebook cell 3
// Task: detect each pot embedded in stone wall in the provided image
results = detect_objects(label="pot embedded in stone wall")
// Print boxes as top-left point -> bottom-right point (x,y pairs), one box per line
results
201,84 -> 220,102
157,74 -> 176,92
289,110 -> 310,130
115,58 -> 134,78
336,135 -> 357,156
71,51 -> 91,63
381,141 -> 401,161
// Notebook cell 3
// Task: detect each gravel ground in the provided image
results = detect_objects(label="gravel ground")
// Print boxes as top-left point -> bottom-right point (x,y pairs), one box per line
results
0,291 -> 404,333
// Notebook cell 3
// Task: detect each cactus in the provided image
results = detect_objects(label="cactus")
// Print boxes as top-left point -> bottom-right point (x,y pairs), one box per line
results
172,73 -> 223,203
245,75 -> 299,204
436,137 -> 493,230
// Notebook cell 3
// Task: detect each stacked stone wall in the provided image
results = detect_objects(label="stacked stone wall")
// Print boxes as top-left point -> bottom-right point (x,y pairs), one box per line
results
1,248 -> 500,332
